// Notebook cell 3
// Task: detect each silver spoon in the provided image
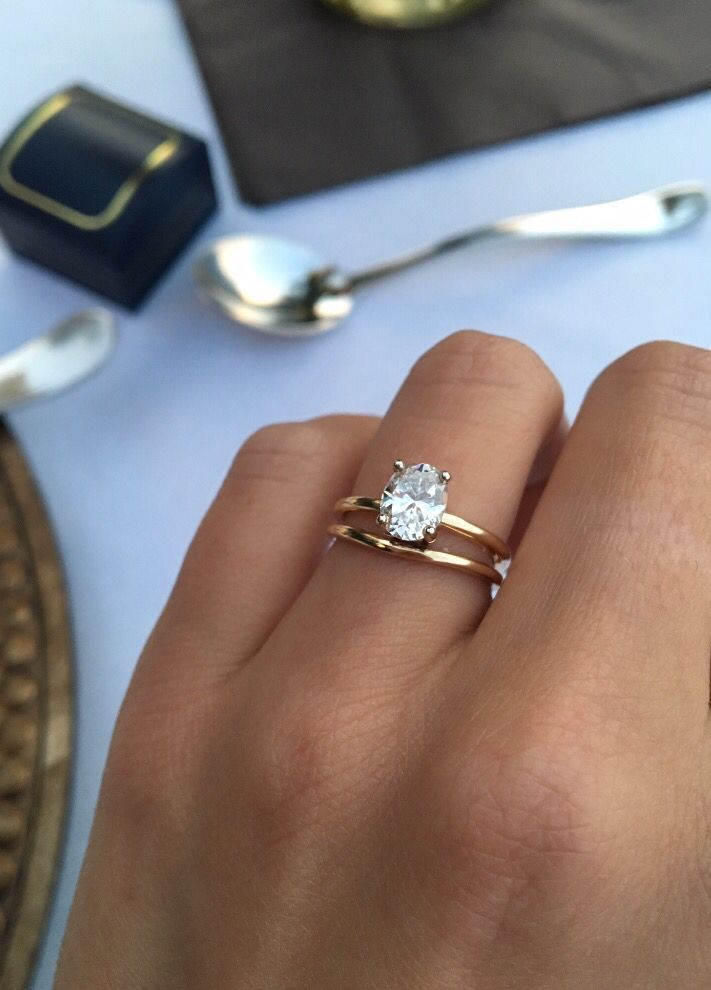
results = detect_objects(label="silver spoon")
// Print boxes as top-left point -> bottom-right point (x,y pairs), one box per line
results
0,309 -> 116,412
194,181 -> 707,337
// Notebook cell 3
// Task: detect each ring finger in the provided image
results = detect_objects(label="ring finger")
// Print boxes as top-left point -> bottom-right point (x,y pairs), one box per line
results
277,331 -> 564,669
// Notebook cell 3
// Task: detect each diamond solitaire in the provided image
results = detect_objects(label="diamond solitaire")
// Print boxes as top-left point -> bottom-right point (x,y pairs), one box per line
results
379,461 -> 450,544
330,460 -> 511,584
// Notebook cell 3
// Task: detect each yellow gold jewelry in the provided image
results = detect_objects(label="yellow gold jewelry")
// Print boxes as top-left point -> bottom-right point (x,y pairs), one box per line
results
328,524 -> 503,583
319,0 -> 491,29
328,461 -> 511,585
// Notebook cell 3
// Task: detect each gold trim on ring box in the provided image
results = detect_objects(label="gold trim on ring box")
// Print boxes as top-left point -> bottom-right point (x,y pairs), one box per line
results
0,91 -> 180,232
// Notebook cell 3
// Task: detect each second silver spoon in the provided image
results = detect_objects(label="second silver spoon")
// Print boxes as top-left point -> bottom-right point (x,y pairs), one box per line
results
0,309 -> 116,413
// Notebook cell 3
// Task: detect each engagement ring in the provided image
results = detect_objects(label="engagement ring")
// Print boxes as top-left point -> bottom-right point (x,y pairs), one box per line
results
328,461 -> 510,585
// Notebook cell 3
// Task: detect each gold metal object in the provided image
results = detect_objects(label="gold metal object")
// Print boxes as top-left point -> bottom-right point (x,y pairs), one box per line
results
320,0 -> 491,27
0,90 -> 180,231
0,422 -> 72,990
329,462 -> 510,585
335,496 -> 510,563
328,524 -> 503,583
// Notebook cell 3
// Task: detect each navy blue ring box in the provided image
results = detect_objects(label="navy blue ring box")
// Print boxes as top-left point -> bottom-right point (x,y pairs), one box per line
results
0,85 -> 217,309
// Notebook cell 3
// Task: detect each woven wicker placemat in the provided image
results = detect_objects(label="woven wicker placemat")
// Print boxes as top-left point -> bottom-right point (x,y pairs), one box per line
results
0,423 -> 72,990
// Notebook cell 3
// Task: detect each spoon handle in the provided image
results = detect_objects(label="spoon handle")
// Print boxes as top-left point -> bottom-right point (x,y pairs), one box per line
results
347,182 -> 707,290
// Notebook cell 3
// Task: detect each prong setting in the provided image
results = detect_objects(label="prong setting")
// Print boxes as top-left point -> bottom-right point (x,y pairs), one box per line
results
380,462 -> 449,544
441,470 -> 451,483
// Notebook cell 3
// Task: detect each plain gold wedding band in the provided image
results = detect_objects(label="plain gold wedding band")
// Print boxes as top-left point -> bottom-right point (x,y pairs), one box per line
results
327,524 -> 504,585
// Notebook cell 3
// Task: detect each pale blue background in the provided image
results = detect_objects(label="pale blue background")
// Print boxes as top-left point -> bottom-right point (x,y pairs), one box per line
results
0,2 -> 708,986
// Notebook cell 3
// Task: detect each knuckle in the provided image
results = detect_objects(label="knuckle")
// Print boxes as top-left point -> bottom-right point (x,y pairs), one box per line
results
608,339 -> 711,378
229,420 -> 331,488
312,412 -> 378,435
245,696 -> 365,844
426,710 -> 619,898
586,342 -> 711,553
410,331 -> 561,412
594,340 -> 711,434
98,648 -> 220,840
100,702 -> 191,840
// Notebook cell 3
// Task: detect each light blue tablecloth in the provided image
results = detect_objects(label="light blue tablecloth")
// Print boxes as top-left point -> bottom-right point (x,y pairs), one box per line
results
0,2 -> 709,985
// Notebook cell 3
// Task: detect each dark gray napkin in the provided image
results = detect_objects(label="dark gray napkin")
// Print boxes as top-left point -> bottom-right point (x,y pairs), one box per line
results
176,0 -> 711,204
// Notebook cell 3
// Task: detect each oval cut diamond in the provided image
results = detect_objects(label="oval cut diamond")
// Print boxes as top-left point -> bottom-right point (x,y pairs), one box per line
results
380,463 -> 448,543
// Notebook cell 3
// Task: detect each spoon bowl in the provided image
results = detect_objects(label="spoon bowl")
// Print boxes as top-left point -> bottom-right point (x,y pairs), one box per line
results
659,184 -> 708,231
194,235 -> 352,337
0,309 -> 116,412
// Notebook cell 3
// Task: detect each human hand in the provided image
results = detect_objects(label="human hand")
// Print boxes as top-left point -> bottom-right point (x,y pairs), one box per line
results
55,331 -> 711,989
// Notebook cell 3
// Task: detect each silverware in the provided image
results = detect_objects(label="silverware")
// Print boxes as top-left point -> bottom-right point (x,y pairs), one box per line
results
194,182 -> 707,337
0,309 -> 116,412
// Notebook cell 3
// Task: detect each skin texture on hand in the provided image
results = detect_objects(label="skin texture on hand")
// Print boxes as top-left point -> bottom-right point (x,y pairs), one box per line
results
54,332 -> 711,990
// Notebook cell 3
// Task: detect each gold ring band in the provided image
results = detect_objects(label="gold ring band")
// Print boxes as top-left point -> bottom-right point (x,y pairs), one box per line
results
334,496 -> 511,563
328,461 -> 510,587
327,524 -> 503,585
